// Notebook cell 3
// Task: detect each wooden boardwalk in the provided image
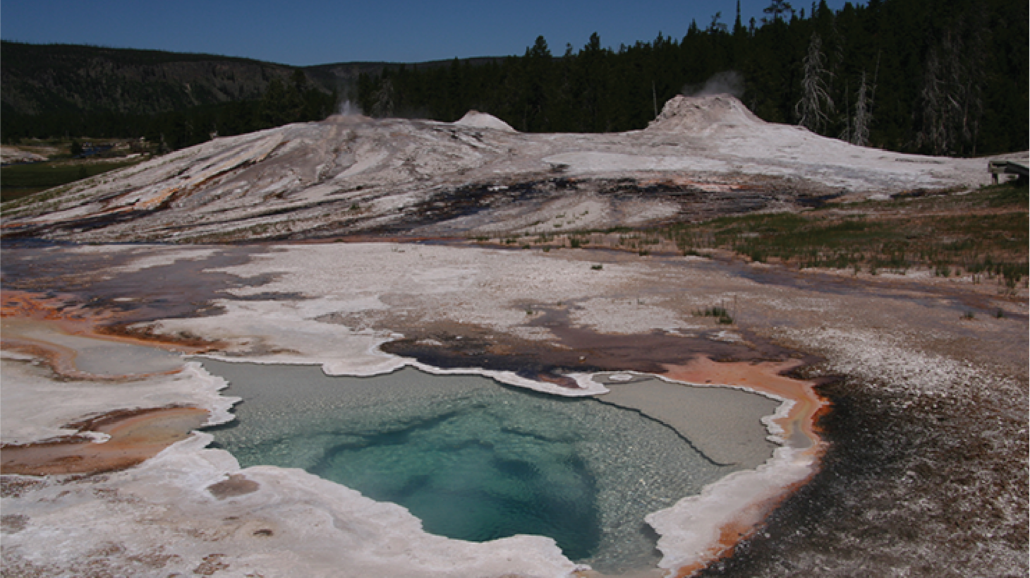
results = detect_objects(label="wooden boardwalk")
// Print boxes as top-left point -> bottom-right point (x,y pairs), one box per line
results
989,159 -> 1029,184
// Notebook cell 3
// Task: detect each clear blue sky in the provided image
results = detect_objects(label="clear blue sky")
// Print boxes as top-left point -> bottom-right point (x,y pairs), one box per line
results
2,0 -> 860,66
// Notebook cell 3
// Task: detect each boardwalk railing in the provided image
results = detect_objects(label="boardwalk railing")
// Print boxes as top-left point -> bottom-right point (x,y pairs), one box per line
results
989,160 -> 1029,184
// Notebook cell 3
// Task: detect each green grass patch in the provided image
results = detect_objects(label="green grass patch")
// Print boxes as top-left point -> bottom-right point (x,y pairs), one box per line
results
1,160 -> 136,202
627,182 -> 1028,287
693,306 -> 734,324
983,181 -> 1029,207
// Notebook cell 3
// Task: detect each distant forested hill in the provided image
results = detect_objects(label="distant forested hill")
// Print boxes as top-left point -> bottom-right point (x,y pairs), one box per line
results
357,0 -> 1027,156
1,41 -> 303,115
0,41 -> 348,148
0,41 -> 497,150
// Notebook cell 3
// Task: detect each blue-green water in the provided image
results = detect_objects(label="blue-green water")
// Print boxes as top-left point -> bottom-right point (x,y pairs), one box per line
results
202,360 -> 746,574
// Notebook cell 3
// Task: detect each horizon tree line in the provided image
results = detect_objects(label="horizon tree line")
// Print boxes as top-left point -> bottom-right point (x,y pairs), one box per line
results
3,0 -> 1024,157
356,0 -> 1025,157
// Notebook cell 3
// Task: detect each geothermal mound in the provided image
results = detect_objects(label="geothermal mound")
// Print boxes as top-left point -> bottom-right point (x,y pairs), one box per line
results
647,94 -> 767,135
454,110 -> 517,132
1,94 -> 997,244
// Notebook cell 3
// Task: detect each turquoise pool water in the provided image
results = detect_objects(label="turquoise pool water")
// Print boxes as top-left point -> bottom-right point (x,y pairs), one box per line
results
202,360 -> 751,573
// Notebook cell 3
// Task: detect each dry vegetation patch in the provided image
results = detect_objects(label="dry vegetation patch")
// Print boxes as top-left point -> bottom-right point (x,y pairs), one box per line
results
472,183 -> 1029,295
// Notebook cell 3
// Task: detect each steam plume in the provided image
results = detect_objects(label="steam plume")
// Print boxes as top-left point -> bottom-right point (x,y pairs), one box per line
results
682,71 -> 745,98
337,100 -> 363,116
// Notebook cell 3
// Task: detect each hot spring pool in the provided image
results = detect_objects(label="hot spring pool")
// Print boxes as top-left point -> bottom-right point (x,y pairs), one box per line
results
201,360 -> 776,574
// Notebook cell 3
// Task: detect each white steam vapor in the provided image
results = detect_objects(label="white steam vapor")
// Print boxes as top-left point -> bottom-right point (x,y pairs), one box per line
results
338,100 -> 363,116
682,71 -> 745,98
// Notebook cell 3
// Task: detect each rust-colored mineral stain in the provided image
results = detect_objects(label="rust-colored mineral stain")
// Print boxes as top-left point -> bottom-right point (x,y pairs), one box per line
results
2,291 -> 224,383
660,355 -> 829,577
662,355 -> 828,450
673,519 -> 756,578
0,407 -> 208,476
1,290 -> 219,358
671,474 -> 823,578
1,317 -> 177,381
1,290 -> 106,328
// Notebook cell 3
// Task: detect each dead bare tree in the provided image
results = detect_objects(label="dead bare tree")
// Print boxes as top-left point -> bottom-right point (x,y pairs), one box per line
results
948,29 -> 985,155
918,24 -> 986,155
796,32 -> 835,133
919,47 -> 948,153
851,71 -> 871,146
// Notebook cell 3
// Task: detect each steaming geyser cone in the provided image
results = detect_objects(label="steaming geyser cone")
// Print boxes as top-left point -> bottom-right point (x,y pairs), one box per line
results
646,94 -> 767,135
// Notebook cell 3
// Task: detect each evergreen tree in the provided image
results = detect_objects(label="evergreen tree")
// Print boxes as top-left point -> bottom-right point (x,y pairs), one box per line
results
522,36 -> 553,131
763,0 -> 795,24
